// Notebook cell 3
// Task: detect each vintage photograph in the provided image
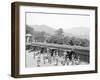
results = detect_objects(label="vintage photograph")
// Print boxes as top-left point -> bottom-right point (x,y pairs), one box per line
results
11,2 -> 97,78
25,12 -> 90,67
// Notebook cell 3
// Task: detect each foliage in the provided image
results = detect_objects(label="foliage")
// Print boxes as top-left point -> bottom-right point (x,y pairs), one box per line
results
34,31 -> 46,42
26,25 -> 89,47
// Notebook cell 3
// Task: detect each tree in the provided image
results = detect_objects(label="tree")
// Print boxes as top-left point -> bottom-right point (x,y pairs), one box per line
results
63,36 -> 70,45
46,35 -> 58,43
26,25 -> 34,42
26,25 -> 34,35
69,40 -> 74,46
54,28 -> 64,44
69,37 -> 78,46
80,39 -> 89,47
34,31 -> 46,42
55,28 -> 64,37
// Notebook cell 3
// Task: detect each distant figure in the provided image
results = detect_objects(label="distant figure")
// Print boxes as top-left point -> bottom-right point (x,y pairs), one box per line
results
69,50 -> 74,61
65,51 -> 70,65
43,52 -> 47,64
48,52 -> 51,64
71,54 -> 75,65
66,56 -> 70,65
37,52 -> 41,67
55,52 -> 59,66
61,56 -> 65,66
75,55 -> 80,65
53,50 -> 56,61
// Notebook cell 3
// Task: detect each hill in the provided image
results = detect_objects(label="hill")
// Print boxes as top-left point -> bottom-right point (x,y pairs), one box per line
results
29,25 -> 55,35
64,27 -> 90,39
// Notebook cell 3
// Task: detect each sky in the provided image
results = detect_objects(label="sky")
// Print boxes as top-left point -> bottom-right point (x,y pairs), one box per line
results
26,12 -> 90,30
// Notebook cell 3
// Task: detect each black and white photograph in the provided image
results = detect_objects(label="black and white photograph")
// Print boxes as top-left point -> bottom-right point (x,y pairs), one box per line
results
11,2 -> 97,77
25,12 -> 90,68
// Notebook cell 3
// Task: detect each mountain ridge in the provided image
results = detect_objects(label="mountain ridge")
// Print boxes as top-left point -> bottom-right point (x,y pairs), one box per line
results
27,24 -> 89,39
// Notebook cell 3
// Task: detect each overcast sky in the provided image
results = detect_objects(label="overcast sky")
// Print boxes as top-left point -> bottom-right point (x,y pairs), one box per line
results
26,12 -> 90,30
